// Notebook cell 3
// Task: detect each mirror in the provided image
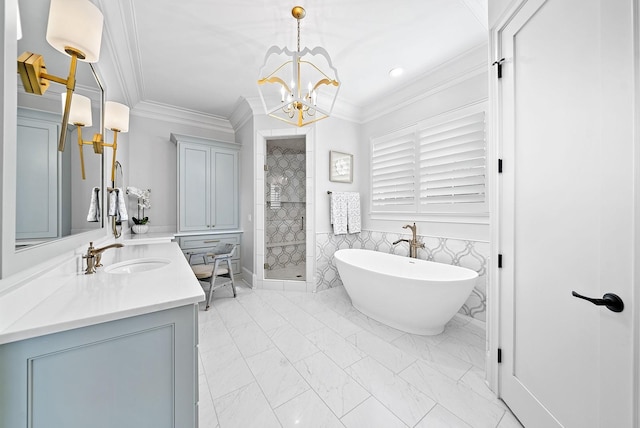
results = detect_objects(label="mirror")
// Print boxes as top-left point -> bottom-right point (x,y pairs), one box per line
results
15,0 -> 104,250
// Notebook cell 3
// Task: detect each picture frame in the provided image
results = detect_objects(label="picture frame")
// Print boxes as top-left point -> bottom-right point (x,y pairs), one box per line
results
329,150 -> 353,183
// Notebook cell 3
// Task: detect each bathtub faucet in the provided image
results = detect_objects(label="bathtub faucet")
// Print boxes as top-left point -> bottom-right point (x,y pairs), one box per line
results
400,223 -> 425,258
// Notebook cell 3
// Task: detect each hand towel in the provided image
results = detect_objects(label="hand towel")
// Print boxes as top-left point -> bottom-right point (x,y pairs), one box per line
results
330,192 -> 348,235
270,184 -> 281,209
86,187 -> 100,222
346,192 -> 361,233
108,188 -> 128,222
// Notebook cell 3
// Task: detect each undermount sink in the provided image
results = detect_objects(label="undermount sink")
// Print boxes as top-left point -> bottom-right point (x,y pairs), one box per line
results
104,258 -> 171,274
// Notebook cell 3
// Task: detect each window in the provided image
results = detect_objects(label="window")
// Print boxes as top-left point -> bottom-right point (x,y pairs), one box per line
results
371,103 -> 487,215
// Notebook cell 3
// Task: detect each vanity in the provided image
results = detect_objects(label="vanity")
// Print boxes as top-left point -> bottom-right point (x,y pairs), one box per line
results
0,243 -> 205,427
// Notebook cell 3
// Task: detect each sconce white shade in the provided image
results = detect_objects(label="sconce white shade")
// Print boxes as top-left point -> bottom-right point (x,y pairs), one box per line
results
46,0 -> 104,63
17,3 -> 22,40
105,102 -> 130,133
62,93 -> 92,127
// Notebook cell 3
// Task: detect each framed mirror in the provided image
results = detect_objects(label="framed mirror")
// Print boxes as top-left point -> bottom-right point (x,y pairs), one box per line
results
0,0 -> 106,279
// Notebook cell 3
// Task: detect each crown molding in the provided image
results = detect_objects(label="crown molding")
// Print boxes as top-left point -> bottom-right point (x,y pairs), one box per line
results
229,97 -> 255,131
131,101 -> 234,135
359,43 -> 489,123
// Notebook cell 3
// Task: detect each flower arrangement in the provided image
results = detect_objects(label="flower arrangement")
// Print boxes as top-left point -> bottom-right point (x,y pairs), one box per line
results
126,187 -> 151,225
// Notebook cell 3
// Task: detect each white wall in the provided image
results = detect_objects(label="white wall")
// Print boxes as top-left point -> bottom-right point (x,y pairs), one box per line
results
360,45 -> 489,241
126,113 -> 234,231
234,101 -> 255,278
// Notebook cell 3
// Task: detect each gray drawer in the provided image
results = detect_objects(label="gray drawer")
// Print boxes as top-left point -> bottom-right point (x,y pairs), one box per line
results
178,234 -> 240,250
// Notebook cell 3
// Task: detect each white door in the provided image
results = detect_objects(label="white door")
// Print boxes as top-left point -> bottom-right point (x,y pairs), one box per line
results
497,0 -> 637,427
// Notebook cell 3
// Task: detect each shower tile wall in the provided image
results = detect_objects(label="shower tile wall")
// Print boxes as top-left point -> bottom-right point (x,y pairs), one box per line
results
265,147 -> 306,270
315,230 -> 489,322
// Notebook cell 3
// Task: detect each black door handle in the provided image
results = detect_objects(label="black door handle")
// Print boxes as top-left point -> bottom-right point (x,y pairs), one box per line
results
572,291 -> 624,313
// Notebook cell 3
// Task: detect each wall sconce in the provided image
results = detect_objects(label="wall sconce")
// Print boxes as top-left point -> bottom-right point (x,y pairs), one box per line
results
17,0 -> 103,153
64,95 -> 129,181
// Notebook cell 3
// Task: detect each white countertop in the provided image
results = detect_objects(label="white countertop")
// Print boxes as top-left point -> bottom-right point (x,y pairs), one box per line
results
122,231 -> 176,245
0,242 -> 205,345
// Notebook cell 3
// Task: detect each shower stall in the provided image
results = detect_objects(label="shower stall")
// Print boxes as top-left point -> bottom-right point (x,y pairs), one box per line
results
264,138 -> 306,281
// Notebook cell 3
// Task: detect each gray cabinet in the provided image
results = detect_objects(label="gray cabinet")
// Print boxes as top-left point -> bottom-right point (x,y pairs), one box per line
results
172,133 -> 239,233
0,304 -> 199,427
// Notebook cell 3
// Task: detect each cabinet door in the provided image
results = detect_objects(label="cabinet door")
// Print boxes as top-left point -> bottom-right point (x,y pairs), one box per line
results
179,143 -> 211,231
16,117 -> 59,240
211,148 -> 238,229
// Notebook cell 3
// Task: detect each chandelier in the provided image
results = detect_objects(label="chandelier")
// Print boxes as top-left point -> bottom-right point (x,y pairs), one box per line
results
257,6 -> 340,127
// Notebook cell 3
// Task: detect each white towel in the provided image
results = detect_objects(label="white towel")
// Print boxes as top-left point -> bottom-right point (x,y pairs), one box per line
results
86,187 -> 100,222
346,192 -> 361,233
330,192 -> 348,235
108,188 -> 128,222
270,184 -> 281,209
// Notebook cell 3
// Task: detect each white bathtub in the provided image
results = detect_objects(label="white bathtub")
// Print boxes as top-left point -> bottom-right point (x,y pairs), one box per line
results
334,249 -> 478,335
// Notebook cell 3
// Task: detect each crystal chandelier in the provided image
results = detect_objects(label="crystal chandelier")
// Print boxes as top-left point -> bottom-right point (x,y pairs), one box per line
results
257,6 -> 340,127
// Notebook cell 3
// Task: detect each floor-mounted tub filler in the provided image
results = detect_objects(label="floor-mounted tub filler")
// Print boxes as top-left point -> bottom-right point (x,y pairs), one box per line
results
334,248 -> 478,335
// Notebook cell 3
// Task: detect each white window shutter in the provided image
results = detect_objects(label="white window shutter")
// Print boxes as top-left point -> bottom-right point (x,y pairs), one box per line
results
419,108 -> 486,209
370,103 -> 487,215
371,129 -> 416,209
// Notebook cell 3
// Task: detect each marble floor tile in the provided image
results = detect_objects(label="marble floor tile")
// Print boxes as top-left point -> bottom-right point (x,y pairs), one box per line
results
305,327 -> 366,369
294,352 -> 370,417
213,298 -> 255,329
199,317 -> 235,353
400,360 -> 505,428
241,302 -> 289,332
392,334 -> 473,381
268,324 -> 320,363
199,373 -> 219,427
199,343 -> 255,400
213,382 -> 281,428
497,410 -> 525,428
340,396 -> 408,428
438,335 -> 486,369
346,357 -> 436,427
274,389 -> 345,428
347,330 -> 416,374
459,366 -> 507,407
342,307 -> 406,343
415,405 -> 472,428
196,286 -> 509,428
246,347 -> 310,408
285,293 -> 328,315
226,321 -> 274,358
315,309 -> 363,338
279,307 -> 326,335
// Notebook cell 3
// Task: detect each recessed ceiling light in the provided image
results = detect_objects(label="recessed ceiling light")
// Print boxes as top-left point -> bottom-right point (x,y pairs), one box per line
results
389,67 -> 404,78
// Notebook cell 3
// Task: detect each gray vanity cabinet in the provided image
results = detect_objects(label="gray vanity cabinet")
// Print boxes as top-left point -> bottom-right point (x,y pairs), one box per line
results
0,305 -> 198,427
172,133 -> 239,233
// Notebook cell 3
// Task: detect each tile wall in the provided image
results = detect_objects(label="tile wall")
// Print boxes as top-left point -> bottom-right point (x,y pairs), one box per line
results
315,230 -> 488,322
265,147 -> 306,271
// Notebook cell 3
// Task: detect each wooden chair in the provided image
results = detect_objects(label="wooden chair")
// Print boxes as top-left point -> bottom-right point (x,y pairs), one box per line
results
188,243 -> 236,310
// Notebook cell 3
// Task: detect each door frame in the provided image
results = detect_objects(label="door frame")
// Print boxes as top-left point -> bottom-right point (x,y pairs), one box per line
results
487,1 -> 640,424
254,127 -> 316,292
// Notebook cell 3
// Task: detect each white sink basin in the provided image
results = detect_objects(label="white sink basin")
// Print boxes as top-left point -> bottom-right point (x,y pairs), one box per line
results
104,258 -> 171,274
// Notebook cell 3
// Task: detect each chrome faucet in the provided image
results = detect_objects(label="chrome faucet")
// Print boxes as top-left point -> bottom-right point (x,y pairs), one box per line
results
392,223 -> 424,258
83,242 -> 124,274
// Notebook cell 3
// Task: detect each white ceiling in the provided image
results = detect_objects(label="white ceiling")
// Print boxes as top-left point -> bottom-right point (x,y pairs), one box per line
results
23,0 -> 489,123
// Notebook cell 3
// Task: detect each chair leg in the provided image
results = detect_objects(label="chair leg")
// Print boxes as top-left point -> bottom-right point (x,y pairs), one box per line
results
204,279 -> 213,311
227,259 -> 236,297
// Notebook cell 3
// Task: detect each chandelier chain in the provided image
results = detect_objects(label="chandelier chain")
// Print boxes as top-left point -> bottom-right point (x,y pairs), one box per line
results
297,19 -> 301,52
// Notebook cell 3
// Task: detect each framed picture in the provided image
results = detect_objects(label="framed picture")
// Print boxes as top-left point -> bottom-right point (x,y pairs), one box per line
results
329,151 -> 353,183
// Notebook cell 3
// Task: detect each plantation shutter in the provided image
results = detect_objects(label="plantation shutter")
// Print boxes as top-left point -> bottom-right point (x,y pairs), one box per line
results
418,109 -> 486,208
371,128 -> 416,209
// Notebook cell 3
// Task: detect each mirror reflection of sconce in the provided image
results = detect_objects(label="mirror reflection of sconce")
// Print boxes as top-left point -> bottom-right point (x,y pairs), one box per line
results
64,94 -> 130,181
16,0 -> 103,153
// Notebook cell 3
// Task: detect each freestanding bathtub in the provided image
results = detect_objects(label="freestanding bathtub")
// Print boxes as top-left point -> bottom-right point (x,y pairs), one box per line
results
334,249 -> 478,335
